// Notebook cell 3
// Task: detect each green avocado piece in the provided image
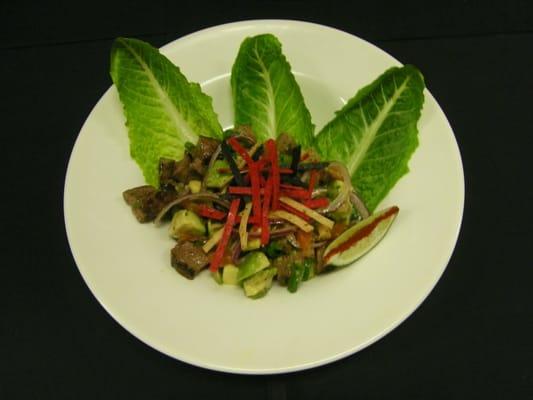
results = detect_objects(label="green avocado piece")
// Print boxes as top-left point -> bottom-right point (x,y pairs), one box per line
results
205,159 -> 233,188
237,251 -> 270,282
222,264 -> 240,285
207,220 -> 223,237
242,237 -> 261,251
211,270 -> 223,285
169,209 -> 205,239
243,267 -> 277,299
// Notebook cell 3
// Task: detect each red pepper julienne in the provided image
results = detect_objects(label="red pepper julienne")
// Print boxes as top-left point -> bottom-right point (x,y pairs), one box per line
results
280,203 -> 310,222
280,188 -> 311,200
227,137 -> 261,223
222,137 -> 326,249
261,177 -> 273,245
197,205 -> 226,220
266,139 -> 280,210
217,167 -> 292,175
228,186 -> 265,195
210,199 -> 240,272
302,197 -> 330,209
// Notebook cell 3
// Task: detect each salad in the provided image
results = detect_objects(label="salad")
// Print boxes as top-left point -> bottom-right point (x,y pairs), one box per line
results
112,34 -> 425,298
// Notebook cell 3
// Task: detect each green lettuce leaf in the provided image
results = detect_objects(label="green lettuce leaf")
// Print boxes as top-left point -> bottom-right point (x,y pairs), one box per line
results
231,34 -> 315,148
314,65 -> 425,212
110,37 -> 222,186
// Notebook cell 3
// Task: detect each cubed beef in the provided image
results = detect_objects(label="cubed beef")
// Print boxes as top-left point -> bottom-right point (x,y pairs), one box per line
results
170,241 -> 211,279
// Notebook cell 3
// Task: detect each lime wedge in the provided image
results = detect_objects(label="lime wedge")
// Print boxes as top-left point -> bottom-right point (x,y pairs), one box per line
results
323,206 -> 399,267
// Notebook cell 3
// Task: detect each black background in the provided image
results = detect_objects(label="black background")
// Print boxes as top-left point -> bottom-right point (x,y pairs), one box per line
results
2,1 -> 532,399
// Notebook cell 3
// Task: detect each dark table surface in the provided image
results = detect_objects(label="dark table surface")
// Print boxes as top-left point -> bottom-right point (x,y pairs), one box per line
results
2,1 -> 532,399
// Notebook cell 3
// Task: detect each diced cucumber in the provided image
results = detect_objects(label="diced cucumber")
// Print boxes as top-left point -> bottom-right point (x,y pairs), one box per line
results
243,267 -> 277,299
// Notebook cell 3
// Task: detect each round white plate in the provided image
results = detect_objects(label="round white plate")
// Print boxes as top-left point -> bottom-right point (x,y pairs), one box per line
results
64,20 -> 464,374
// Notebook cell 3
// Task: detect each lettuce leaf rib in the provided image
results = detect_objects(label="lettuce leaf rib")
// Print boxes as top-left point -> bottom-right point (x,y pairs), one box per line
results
110,37 -> 222,186
231,34 -> 315,148
314,66 -> 425,212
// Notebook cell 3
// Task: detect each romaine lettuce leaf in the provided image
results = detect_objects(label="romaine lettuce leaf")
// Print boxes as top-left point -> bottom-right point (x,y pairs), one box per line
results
110,37 -> 222,186
231,34 -> 315,148
314,65 -> 425,211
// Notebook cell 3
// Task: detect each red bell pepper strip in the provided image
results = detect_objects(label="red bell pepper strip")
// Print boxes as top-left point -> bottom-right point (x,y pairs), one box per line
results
228,187 -> 265,195
247,215 -> 260,225
261,177 -> 273,245
237,167 -> 292,174
302,198 -> 330,209
228,137 -> 261,222
197,205 -> 226,220
235,163 -> 259,220
266,139 -> 280,210
280,188 -> 311,200
249,163 -> 262,224
280,203 -> 311,222
280,183 -> 307,191
227,137 -> 254,165
210,199 -> 240,272
308,170 -> 318,196
255,158 -> 268,171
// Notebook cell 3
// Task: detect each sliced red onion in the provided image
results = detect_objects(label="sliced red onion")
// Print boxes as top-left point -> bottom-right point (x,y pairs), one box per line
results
319,161 -> 351,214
246,224 -> 297,239
202,144 -> 222,190
154,192 -> 230,225
349,190 -> 370,219
286,233 -> 300,249
231,240 -> 242,264
232,134 -> 256,145
269,225 -> 298,237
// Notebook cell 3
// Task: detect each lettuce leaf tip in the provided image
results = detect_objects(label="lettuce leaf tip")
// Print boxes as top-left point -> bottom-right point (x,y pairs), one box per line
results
110,37 -> 222,187
231,34 -> 315,148
314,65 -> 425,211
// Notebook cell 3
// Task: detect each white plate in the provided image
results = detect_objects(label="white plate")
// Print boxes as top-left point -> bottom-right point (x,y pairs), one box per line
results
64,20 -> 464,374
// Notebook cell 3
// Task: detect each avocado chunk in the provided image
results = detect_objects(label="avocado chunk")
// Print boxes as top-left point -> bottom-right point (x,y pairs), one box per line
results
242,237 -> 261,251
169,209 -> 205,240
187,180 -> 202,194
211,270 -> 223,285
237,251 -> 271,282
222,264 -> 239,285
207,220 -> 223,237
243,267 -> 277,299
205,159 -> 233,188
